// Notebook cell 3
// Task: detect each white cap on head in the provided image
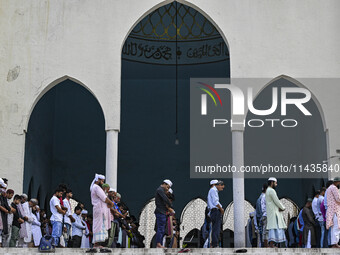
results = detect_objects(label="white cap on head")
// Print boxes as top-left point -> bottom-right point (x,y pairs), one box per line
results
109,188 -> 116,193
169,188 -> 173,194
210,179 -> 218,185
81,210 -> 88,214
0,178 -> 6,188
163,179 -> 173,187
21,193 -> 28,199
30,198 -> 38,205
268,177 -> 277,182
90,173 -> 106,191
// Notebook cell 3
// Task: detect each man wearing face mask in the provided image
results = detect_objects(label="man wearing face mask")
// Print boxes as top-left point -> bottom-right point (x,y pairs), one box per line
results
265,177 -> 286,248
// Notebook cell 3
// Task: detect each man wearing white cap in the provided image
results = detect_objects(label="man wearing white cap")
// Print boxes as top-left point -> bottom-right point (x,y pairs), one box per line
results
31,200 -> 42,247
81,210 -> 91,248
207,180 -> 224,248
88,174 -> 114,253
154,179 -> 174,248
266,177 -> 286,248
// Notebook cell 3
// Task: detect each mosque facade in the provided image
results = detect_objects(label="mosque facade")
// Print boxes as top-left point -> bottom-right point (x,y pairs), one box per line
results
1,0 -> 340,247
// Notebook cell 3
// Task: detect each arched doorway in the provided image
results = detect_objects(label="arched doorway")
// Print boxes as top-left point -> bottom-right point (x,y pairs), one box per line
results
244,77 -> 328,208
23,79 -> 106,210
119,1 -> 231,216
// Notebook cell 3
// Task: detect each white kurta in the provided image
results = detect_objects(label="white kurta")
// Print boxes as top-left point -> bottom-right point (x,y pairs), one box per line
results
81,221 -> 90,248
22,202 -> 33,243
31,213 -> 42,246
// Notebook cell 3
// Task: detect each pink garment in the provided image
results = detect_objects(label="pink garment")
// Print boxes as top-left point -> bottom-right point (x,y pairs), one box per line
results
326,184 -> 340,230
91,184 -> 110,234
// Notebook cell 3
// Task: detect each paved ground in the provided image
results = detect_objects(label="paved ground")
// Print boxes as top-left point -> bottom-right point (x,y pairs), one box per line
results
1,248 -> 340,254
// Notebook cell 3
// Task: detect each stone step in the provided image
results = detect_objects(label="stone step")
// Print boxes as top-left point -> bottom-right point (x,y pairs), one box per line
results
1,248 -> 340,255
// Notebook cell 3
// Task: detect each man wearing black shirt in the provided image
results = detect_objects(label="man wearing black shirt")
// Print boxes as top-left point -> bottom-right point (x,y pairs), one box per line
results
0,184 -> 11,241
154,179 -> 174,248
10,195 -> 24,247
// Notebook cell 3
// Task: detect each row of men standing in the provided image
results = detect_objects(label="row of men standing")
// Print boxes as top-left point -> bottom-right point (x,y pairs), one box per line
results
206,177 -> 286,248
0,178 -> 43,247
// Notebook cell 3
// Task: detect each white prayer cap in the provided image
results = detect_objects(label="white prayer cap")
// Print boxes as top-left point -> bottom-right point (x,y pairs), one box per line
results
36,205 -> 40,209
169,188 -> 173,194
96,174 -> 105,180
21,193 -> 28,199
210,179 -> 218,185
268,177 -> 277,182
81,210 -> 88,214
116,193 -> 121,198
30,198 -> 38,205
109,188 -> 116,193
90,173 -> 106,191
0,178 -> 6,188
163,179 -> 173,187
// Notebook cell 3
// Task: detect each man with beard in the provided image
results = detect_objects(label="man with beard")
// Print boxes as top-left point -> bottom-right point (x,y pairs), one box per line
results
87,174 -> 113,253
154,179 -> 174,248
63,189 -> 75,247
265,177 -> 286,248
9,195 -> 25,247
50,188 -> 67,247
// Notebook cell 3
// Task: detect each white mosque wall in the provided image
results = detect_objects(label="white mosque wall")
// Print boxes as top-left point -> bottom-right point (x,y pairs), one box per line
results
0,0 -> 340,195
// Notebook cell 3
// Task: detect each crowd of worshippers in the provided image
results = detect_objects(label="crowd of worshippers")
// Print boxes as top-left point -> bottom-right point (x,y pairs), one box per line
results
246,177 -> 340,249
5,174 -> 340,250
0,177 -> 145,251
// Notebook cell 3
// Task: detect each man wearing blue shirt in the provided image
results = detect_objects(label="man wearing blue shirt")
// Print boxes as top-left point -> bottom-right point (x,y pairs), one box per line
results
207,180 -> 225,248
71,206 -> 86,248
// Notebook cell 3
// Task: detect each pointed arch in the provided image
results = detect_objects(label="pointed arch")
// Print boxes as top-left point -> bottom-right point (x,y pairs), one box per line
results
246,75 -> 327,131
120,0 -> 231,57
24,75 -> 106,132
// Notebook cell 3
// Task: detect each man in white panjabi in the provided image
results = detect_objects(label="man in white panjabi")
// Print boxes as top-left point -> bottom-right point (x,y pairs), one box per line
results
87,174 -> 113,253
31,201 -> 42,247
18,194 -> 33,247
265,177 -> 286,248
81,210 -> 90,248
